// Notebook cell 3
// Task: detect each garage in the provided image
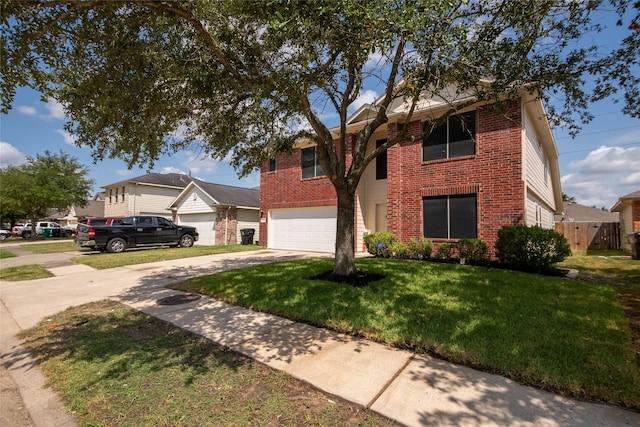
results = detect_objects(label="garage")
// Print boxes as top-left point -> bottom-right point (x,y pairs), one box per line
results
268,206 -> 337,252
179,213 -> 215,246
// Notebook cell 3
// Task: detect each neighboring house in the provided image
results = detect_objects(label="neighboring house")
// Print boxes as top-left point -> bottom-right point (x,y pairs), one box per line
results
611,190 -> 640,253
260,88 -> 563,256
554,202 -> 620,251
49,193 -> 105,228
169,180 -> 260,246
103,173 -> 195,218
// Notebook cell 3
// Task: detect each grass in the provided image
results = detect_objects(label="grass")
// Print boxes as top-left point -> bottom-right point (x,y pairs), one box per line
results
19,300 -> 396,427
172,256 -> 640,409
71,244 -> 264,269
0,249 -> 17,259
20,241 -> 80,254
0,264 -> 54,281
558,250 -> 640,289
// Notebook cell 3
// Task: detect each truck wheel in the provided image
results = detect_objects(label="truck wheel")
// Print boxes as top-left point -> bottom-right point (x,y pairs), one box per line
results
0,234 -> 6,241
178,234 -> 194,248
21,230 -> 31,239
106,238 -> 127,253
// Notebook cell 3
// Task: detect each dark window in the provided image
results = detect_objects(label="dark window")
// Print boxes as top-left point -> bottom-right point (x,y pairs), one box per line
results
301,147 -> 325,179
423,194 -> 477,239
268,158 -> 276,172
121,186 -> 125,202
423,112 -> 476,161
376,139 -> 387,180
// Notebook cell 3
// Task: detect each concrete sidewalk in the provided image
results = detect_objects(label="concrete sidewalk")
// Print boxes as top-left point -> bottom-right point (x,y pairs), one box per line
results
2,249 -> 639,426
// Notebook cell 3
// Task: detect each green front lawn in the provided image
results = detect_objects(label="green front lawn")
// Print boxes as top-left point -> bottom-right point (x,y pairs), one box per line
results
173,257 -> 640,409
71,244 -> 264,269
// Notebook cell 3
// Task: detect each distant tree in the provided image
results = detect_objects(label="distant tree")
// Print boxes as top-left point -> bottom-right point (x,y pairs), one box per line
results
0,166 -> 28,226
0,151 -> 94,239
562,194 -> 577,203
1,1 -> 638,274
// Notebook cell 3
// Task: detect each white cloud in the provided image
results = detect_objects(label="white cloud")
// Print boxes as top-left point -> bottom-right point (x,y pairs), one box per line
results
0,142 -> 26,167
160,166 -> 187,175
43,98 -> 66,120
561,145 -> 640,209
349,89 -> 378,112
364,51 -> 385,69
568,146 -> 640,174
116,169 -> 134,176
180,151 -> 220,175
16,105 -> 38,116
55,129 -> 77,146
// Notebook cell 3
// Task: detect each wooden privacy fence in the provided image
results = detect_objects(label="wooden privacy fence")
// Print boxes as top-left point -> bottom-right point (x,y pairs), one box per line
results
554,222 -> 621,251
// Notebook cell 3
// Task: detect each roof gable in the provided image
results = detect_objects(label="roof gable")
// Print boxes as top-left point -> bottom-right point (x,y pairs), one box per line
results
170,180 -> 259,209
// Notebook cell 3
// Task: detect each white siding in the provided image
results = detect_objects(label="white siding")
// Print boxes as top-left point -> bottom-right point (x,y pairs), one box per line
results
356,134 -> 388,251
236,208 -> 260,244
525,193 -> 554,229
105,184 -> 182,217
177,188 -> 216,214
523,110 -> 555,208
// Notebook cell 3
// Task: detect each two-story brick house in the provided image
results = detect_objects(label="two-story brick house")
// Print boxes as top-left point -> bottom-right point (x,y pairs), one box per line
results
259,89 -> 563,256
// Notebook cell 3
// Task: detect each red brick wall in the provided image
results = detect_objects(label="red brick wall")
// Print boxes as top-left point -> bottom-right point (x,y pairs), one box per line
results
259,103 -> 526,255
386,102 -> 525,255
633,201 -> 640,231
215,206 -> 238,245
259,149 -> 337,246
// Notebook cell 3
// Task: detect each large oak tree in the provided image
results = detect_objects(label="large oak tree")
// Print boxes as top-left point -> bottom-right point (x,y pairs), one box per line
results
2,0 -> 638,274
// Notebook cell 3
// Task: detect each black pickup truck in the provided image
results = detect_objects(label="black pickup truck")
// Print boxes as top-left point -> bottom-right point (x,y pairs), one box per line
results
76,215 -> 199,253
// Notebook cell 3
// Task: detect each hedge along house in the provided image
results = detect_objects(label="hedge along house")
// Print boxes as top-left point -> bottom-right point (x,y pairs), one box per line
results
259,87 -> 563,256
169,180 -> 260,246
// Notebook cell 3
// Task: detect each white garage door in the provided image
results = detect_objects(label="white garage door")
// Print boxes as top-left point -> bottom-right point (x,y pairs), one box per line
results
179,213 -> 215,246
269,206 -> 337,253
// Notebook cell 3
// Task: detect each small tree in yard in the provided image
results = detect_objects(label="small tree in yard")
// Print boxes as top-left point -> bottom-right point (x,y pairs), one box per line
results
0,151 -> 94,239
1,1 -> 638,275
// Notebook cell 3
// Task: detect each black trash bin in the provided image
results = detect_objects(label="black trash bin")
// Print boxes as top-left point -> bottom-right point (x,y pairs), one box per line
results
240,228 -> 255,245
629,232 -> 640,260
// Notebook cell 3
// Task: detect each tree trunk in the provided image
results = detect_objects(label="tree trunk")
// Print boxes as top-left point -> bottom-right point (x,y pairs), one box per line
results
333,186 -> 356,276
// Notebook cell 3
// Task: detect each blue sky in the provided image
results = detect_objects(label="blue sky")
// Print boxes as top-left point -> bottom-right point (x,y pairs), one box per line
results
1,8 -> 639,210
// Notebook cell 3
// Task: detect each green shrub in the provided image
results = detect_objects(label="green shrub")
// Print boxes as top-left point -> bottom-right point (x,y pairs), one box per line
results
387,241 -> 410,259
407,237 -> 432,259
434,242 -> 456,260
458,238 -> 489,264
364,232 -> 396,257
495,225 -> 572,273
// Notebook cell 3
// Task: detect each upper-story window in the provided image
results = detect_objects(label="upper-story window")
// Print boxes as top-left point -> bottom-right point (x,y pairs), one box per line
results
109,189 -> 113,204
376,139 -> 387,180
301,147 -> 325,179
423,111 -> 476,161
115,187 -> 119,201
268,158 -> 276,172
121,186 -> 125,202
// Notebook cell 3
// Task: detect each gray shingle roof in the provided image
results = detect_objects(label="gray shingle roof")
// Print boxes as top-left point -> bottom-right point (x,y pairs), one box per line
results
103,173 -> 194,189
555,202 -> 619,222
192,179 -> 259,208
